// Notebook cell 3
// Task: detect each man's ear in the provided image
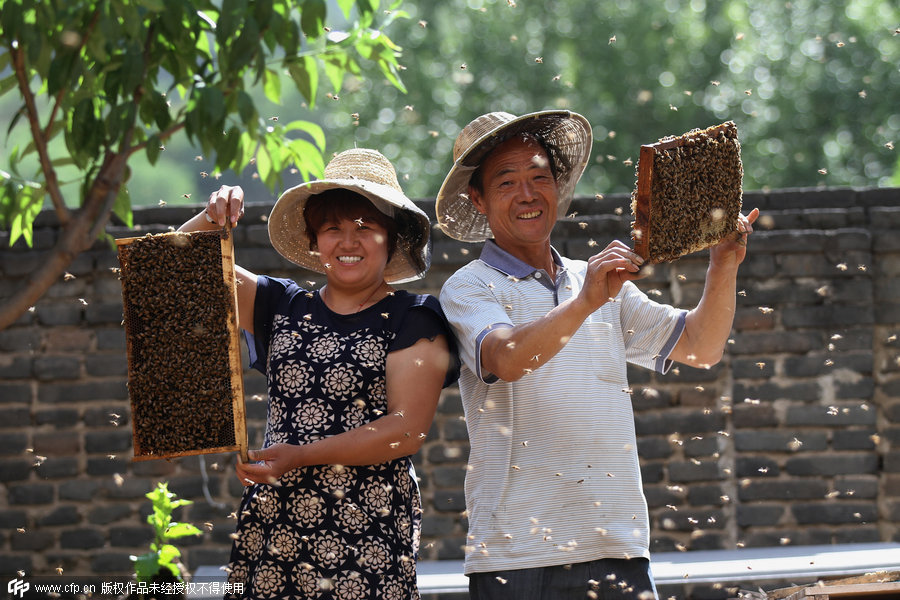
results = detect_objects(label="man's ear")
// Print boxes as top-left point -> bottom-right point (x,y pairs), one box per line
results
468,185 -> 487,216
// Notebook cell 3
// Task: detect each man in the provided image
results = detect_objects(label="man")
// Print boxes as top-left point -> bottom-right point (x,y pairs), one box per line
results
436,110 -> 758,600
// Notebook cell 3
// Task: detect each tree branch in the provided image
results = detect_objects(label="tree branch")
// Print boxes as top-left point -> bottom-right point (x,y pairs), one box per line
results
10,45 -> 70,226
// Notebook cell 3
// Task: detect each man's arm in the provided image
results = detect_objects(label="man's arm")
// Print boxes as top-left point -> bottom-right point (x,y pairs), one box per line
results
480,241 -> 645,382
669,208 -> 760,368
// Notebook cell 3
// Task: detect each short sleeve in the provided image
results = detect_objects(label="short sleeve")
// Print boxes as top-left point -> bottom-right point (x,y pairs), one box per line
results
389,294 -> 460,388
619,281 -> 687,373
439,267 -> 514,384
244,275 -> 296,374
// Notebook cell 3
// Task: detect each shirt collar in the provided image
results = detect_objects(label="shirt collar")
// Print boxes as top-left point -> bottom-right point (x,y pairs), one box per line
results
478,239 -> 564,279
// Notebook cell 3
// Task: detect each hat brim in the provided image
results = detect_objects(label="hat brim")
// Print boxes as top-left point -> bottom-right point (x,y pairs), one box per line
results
435,110 -> 593,242
268,178 -> 431,284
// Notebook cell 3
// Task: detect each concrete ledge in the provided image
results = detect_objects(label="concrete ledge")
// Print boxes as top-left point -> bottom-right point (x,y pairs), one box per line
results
192,542 -> 900,597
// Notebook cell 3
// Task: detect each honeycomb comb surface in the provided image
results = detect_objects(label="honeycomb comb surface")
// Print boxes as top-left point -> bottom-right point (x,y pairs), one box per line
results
631,121 -> 743,263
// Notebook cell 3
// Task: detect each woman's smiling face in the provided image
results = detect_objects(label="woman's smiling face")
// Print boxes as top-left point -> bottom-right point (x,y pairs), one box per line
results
314,214 -> 390,288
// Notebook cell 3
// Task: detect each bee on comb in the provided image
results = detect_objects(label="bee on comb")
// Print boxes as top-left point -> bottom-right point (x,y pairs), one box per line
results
116,228 -> 248,462
630,121 -> 743,263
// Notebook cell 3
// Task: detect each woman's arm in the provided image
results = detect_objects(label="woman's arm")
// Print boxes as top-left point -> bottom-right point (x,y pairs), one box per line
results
177,185 -> 258,335
236,334 -> 451,484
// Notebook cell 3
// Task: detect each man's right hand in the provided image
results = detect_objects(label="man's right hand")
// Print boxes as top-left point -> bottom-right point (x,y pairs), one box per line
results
581,240 -> 646,309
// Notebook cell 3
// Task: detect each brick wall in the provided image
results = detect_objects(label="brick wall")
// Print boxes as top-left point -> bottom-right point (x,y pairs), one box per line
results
1,187 -> 898,580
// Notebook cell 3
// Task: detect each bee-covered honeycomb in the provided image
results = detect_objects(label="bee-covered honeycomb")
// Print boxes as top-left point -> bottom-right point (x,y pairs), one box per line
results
117,230 -> 241,459
630,121 -> 743,263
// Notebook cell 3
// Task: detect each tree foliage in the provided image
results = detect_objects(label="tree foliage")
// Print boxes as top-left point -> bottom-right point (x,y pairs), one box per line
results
297,0 -> 899,199
0,0 -> 407,329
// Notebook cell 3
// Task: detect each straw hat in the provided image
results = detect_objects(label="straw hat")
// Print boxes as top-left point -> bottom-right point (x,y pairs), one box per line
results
268,148 -> 431,283
435,110 -> 593,242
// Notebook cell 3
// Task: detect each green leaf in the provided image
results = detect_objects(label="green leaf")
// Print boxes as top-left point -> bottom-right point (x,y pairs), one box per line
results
263,67 -> 282,105
236,91 -> 257,125
7,183 -> 44,248
112,182 -> 133,228
131,553 -> 161,583
284,120 -> 326,152
287,55 -> 318,107
287,137 -> 326,181
323,54 -> 350,94
256,143 -> 273,185
164,522 -> 203,539
336,0 -> 355,19
301,0 -> 326,39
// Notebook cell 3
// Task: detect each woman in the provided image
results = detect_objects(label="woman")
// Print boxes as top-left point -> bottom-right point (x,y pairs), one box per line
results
179,149 -> 458,599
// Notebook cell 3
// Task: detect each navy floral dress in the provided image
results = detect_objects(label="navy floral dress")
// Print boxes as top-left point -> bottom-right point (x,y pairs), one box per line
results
226,276 -> 457,600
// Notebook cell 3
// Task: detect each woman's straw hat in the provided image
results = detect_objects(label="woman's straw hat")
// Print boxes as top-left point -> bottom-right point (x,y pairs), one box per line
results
435,110 -> 593,242
268,148 -> 431,283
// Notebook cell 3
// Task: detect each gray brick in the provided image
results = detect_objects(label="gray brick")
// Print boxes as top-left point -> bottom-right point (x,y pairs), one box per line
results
84,405 -> 129,427
35,408 -> 80,427
668,459 -> 725,482
33,431 -> 80,455
687,484 -> 728,506
738,480 -> 829,501
33,356 -> 82,380
791,502 -> 877,525
784,405 -> 877,427
60,527 -> 106,549
734,431 -> 827,453
832,429 -> 877,450
834,527 -> 881,544
656,508 -> 725,531
0,382 -> 32,404
96,328 -> 126,350
431,465 -> 466,489
432,491 -> 466,512
0,553 -> 33,574
35,302 -> 84,326
736,504 -> 784,527
0,509 -> 28,529
683,436 -> 721,457
85,302 -> 124,325
39,505 -> 82,527
644,485 -> 682,508
0,459 -> 33,481
641,462 -> 665,484
59,479 -> 101,501
10,529 -> 54,551
729,331 -> 822,355
0,356 -> 33,379
637,436 -> 674,460
733,381 -> 821,403
735,457 -> 780,478
38,379 -> 127,403
441,418 -> 469,442
35,457 -> 80,479
88,504 -> 133,525
85,353 -> 128,377
732,403 -> 778,428
109,526 -> 153,547
8,482 -> 54,504
732,357 -> 776,379
634,411 -> 725,436
0,328 -> 40,352
84,430 -> 132,454
785,454 -> 878,476
833,476 -> 878,499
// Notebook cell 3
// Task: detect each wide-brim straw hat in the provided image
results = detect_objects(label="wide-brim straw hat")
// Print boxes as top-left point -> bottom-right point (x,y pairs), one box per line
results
268,148 -> 431,284
435,110 -> 593,242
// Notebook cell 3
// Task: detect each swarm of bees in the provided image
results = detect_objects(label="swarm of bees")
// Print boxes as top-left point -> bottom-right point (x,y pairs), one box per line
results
630,121 -> 743,263
117,230 -> 244,458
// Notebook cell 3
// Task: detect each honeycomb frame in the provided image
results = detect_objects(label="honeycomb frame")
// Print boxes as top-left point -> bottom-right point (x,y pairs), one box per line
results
631,121 -> 743,263
116,226 -> 248,462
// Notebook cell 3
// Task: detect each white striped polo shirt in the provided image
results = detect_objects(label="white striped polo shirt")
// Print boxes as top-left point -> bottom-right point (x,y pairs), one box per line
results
439,240 -> 686,575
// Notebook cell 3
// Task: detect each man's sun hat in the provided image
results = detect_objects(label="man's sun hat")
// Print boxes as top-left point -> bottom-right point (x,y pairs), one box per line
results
435,110 -> 593,242
268,148 -> 431,283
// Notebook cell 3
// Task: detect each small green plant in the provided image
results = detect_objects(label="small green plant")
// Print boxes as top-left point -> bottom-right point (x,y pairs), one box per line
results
131,482 -> 203,584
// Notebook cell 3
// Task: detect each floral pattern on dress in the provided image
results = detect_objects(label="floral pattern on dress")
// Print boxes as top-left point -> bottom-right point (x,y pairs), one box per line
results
226,287 -> 431,600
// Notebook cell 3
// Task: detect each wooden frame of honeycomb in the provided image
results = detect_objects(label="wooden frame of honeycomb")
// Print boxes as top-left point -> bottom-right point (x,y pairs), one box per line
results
631,121 -> 743,263
116,225 -> 248,462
